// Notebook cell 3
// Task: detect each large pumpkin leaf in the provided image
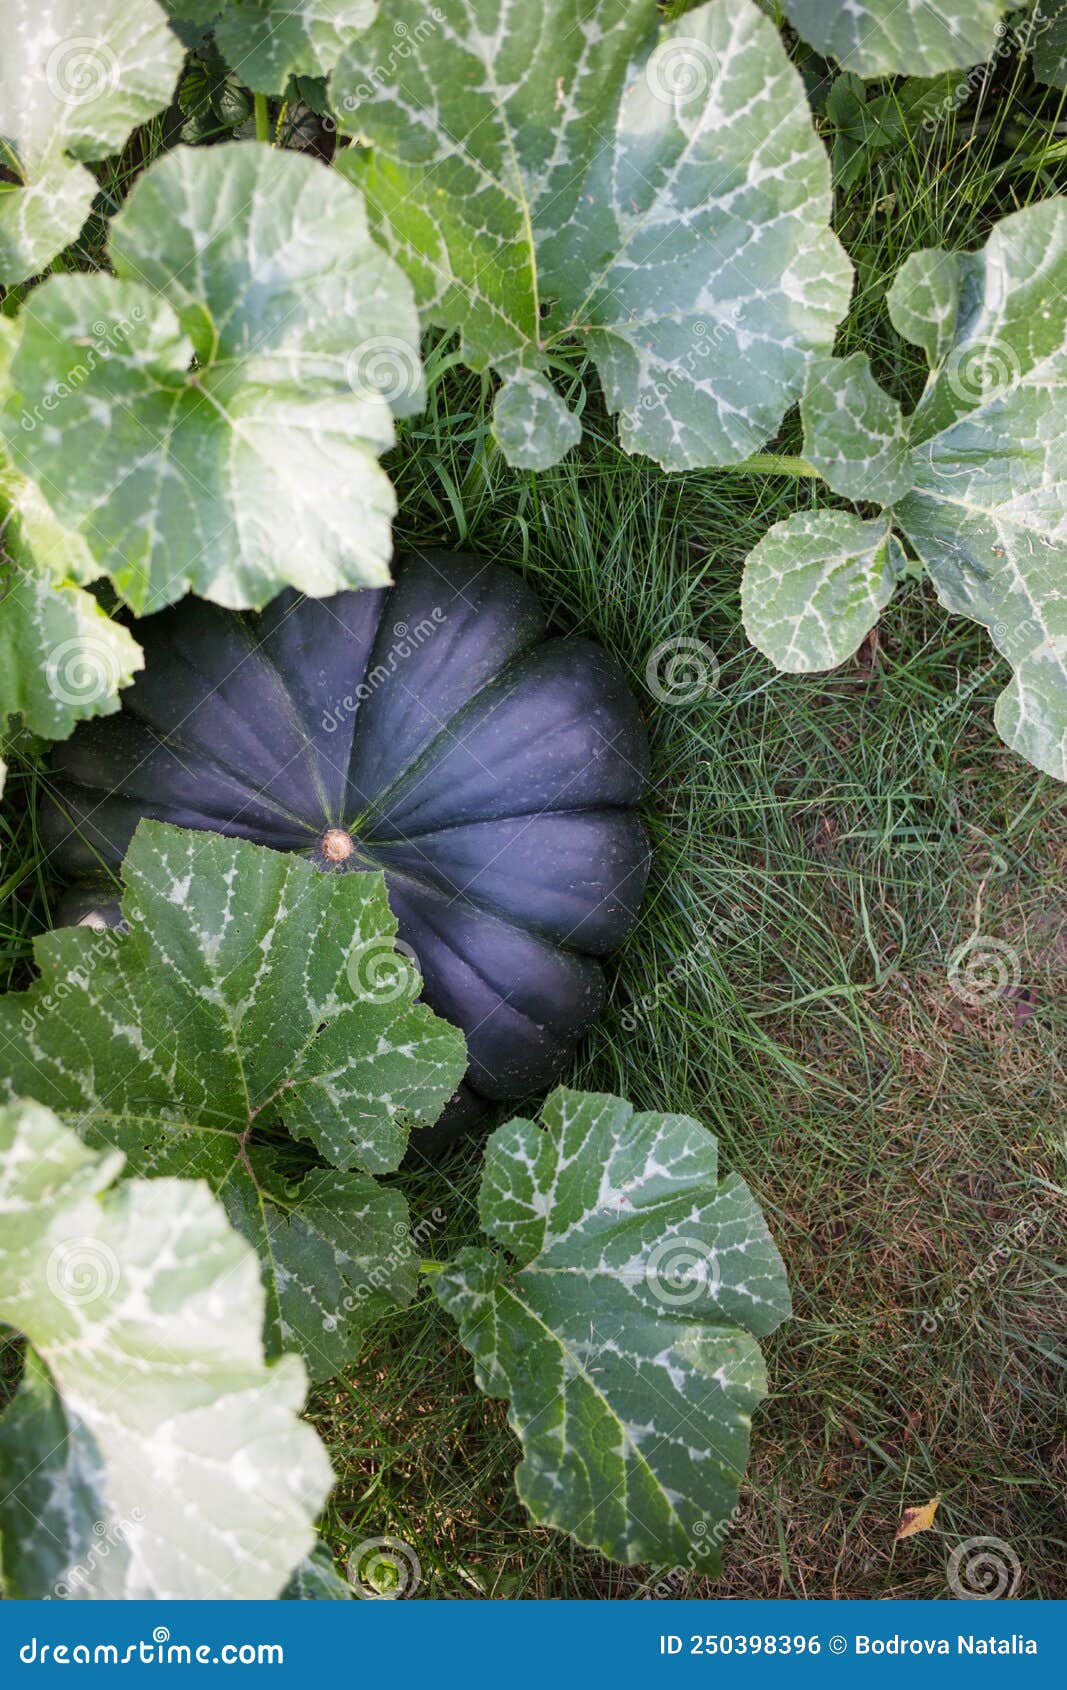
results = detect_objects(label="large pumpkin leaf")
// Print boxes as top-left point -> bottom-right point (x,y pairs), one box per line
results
333,0 -> 851,472
0,144 -> 422,615
0,823 -> 466,1379
781,0 -> 1010,77
434,1089 -> 790,1570
887,199 -> 1067,782
0,0 -> 182,285
0,1096 -> 333,1598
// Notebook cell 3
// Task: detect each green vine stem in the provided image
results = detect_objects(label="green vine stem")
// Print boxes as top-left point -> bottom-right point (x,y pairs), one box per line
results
254,92 -> 271,144
418,1261 -> 445,1276
728,453 -> 821,478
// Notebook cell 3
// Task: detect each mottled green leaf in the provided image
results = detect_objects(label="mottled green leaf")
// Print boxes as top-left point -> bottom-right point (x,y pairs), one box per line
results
1,144 -> 422,614
334,0 -> 851,471
434,1089 -> 790,1570
801,353 -> 914,505
0,474 -> 142,746
888,200 -> 1067,781
215,1 -> 379,93
782,0 -> 1010,77
0,0 -> 182,284
0,1097 -> 332,1598
0,823 -> 466,1377
281,1542 -> 353,1599
742,510 -> 904,673
1030,0 -> 1067,89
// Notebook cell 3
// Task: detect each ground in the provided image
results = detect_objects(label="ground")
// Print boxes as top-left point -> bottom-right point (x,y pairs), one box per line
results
1,13 -> 1064,1601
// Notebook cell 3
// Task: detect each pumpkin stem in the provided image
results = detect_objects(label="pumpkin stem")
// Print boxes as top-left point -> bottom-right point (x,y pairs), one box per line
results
322,827 -> 355,864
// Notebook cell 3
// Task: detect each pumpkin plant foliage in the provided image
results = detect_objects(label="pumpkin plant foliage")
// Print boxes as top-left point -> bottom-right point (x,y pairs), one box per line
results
0,825 -> 790,1588
742,199 -> 1067,784
162,0 -> 380,94
0,1096 -> 333,1599
780,0 -> 1012,78
0,822 -> 466,1381
333,0 -> 853,472
0,0 -> 182,287
436,1089 -> 791,1571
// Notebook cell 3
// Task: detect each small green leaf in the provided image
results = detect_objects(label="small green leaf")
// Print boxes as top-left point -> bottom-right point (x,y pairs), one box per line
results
434,1089 -> 790,1571
801,354 -> 914,506
2,145 -> 423,614
334,0 -> 851,471
742,510 -> 904,673
0,823 -> 466,1378
0,0 -> 182,284
782,0 -> 1010,76
1031,0 -> 1067,89
0,1097 -> 333,1598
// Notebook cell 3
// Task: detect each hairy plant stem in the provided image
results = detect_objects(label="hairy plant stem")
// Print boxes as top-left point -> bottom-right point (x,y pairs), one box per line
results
418,1261 -> 445,1276
254,93 -> 271,144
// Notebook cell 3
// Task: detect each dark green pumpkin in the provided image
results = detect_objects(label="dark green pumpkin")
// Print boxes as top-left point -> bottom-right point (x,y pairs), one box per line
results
43,553 -> 650,1140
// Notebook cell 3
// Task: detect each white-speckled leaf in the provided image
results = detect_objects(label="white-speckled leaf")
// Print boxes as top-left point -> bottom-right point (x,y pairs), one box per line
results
434,1089 -> 790,1571
742,510 -> 904,672
887,200 -> 1067,781
281,1542 -> 353,1599
1,145 -> 422,614
801,354 -> 914,505
0,1097 -> 333,1599
0,823 -> 465,1377
0,0 -> 181,284
334,0 -> 851,471
0,474 -> 142,745
782,0 -> 1010,76
215,1 -> 379,93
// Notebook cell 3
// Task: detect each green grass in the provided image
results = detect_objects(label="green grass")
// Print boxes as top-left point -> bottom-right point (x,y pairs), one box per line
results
2,19 -> 1065,1601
